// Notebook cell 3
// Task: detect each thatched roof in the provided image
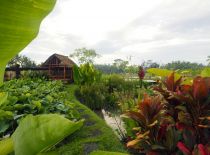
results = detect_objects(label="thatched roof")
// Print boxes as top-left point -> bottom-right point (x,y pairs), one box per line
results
42,53 -> 75,67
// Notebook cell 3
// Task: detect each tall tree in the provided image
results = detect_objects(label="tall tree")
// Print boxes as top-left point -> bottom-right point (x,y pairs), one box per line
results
113,59 -> 129,73
7,55 -> 36,67
142,60 -> 160,69
70,48 -> 100,64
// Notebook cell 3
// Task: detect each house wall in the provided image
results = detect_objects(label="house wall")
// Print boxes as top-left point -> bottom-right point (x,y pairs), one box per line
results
4,71 -> 16,81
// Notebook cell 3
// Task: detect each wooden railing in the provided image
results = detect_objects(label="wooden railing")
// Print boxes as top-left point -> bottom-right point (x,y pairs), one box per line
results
5,65 -> 73,82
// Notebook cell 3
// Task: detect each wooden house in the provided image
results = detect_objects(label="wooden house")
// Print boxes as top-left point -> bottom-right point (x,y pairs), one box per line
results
42,53 -> 76,82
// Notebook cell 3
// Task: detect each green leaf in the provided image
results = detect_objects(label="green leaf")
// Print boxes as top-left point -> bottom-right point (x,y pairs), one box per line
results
201,67 -> 210,77
0,0 -> 56,85
0,92 -> 8,106
164,126 -> 180,151
0,121 -> 10,134
0,138 -> 14,155
151,145 -> 166,150
37,151 -> 58,155
46,95 -> 53,103
181,77 -> 193,85
32,100 -> 42,110
0,110 -> 14,120
12,114 -> 84,155
90,151 -> 128,155
147,68 -> 181,80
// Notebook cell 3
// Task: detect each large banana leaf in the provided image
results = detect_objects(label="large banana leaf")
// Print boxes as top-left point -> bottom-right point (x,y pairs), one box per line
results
0,0 -> 56,85
12,114 -> 84,155
0,138 -> 14,155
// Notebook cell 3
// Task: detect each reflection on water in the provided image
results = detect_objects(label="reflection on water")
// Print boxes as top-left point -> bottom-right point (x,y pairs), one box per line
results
101,109 -> 126,140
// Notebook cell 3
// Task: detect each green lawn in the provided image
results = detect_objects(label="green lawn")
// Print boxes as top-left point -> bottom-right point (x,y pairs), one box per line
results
56,85 -> 127,155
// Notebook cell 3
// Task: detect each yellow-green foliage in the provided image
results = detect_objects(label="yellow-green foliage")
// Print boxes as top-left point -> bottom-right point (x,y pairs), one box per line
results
201,67 -> 210,77
0,138 -> 14,155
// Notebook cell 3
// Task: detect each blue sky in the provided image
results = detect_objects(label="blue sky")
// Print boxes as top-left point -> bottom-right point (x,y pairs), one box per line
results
20,0 -> 210,65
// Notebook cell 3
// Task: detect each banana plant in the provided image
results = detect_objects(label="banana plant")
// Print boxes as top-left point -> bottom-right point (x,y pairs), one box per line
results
0,0 -> 56,85
73,63 -> 101,85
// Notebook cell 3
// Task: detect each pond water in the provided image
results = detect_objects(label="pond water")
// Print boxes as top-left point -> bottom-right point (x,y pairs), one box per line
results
101,109 -> 126,140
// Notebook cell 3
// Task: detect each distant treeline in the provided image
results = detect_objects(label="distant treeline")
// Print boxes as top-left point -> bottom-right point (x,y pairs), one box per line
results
162,61 -> 204,70
95,64 -> 125,74
8,54 -> 207,75
95,61 -> 206,74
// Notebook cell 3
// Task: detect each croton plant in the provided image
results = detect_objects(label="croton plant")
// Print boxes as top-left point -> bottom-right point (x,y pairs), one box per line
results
126,73 -> 210,155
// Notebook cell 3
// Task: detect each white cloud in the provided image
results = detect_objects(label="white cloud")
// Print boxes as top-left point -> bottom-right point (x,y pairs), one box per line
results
21,0 -> 210,65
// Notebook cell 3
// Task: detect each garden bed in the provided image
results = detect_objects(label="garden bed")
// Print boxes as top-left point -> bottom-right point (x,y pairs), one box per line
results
0,79 -> 127,155
51,85 -> 127,154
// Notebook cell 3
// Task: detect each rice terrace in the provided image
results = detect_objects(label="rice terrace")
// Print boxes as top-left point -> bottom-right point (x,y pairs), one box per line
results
0,0 -> 210,155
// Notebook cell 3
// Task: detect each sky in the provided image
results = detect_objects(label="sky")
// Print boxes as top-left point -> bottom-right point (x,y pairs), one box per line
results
20,0 -> 210,65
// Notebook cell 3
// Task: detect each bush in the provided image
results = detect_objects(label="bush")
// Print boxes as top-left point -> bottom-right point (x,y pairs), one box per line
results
0,79 -> 81,137
106,74 -> 125,93
75,81 -> 122,111
125,73 -> 210,154
73,63 -> 101,85
75,83 -> 107,110
21,70 -> 49,80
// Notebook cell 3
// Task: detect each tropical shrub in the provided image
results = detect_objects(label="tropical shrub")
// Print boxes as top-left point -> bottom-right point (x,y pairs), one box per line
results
74,72 -> 125,110
106,74 -> 125,93
125,73 -> 210,154
0,79 -> 84,154
201,67 -> 210,77
0,79 -> 81,137
21,70 -> 49,80
73,63 -> 101,85
75,83 -> 107,110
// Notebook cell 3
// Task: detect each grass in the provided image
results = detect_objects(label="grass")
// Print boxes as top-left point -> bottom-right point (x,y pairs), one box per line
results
56,85 -> 127,155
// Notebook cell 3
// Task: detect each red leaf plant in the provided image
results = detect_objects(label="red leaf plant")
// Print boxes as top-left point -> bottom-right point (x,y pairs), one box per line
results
177,142 -> 210,155
125,73 -> 210,155
138,66 -> 145,80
